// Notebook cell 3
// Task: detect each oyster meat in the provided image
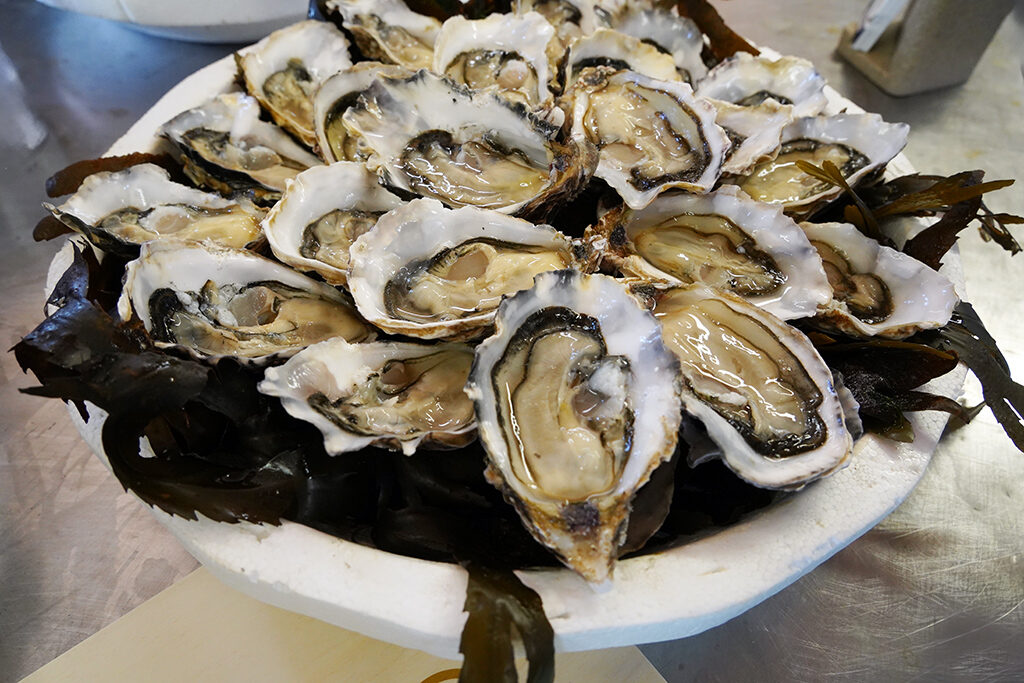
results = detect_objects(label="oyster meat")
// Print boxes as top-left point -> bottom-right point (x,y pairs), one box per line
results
563,27 -> 681,88
696,53 -> 828,119
259,338 -> 476,455
118,241 -> 373,362
348,198 -> 576,340
466,270 -> 682,583
325,0 -> 441,69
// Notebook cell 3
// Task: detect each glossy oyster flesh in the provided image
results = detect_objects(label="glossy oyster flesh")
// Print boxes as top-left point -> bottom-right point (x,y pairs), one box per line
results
342,69 -> 595,217
45,163 -> 263,256
160,93 -> 322,205
325,0 -> 441,69
433,12 -> 556,108
259,338 -> 476,455
348,198 -> 576,340
118,241 -> 373,362
592,185 -> 830,320
801,221 -> 958,338
466,270 -> 682,583
640,283 -> 853,489
236,20 -> 353,146
733,113 -> 909,218
570,67 -> 729,209
563,27 -> 681,88
262,162 -> 404,285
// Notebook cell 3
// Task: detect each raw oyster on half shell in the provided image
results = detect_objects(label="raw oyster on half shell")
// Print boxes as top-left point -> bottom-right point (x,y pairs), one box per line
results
606,2 -> 707,83
259,338 -> 476,455
696,53 -> 828,119
235,20 -> 353,146
563,27 -> 681,88
348,198 -> 576,340
801,221 -> 958,339
44,163 -> 263,257
325,0 -> 441,69
263,162 -> 404,285
118,241 -> 373,363
466,269 -> 682,583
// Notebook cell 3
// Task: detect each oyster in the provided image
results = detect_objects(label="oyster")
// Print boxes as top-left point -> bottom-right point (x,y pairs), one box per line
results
161,93 -> 322,205
342,69 -> 595,217
236,20 -> 352,146
348,198 -> 576,340
433,12 -> 557,109
259,338 -> 476,455
312,62 -> 414,163
696,53 -> 828,119
563,28 -> 681,88
466,269 -> 682,583
325,0 -> 441,69
118,241 -> 374,362
592,185 -> 830,319
710,97 -> 793,175
734,113 -> 909,219
514,0 -> 607,43
638,283 -> 853,490
801,221 -> 958,338
262,162 -> 404,286
44,163 -> 263,257
570,67 -> 729,209
607,2 -> 707,83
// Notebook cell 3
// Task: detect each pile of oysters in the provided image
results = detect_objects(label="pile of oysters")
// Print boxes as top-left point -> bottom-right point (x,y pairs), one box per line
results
46,0 -> 959,585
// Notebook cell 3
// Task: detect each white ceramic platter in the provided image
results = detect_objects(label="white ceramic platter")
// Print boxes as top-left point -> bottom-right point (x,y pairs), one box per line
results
57,50 -> 966,659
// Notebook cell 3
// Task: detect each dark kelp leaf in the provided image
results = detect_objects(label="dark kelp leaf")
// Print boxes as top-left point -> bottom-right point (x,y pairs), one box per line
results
619,446 -> 682,555
815,338 -> 969,441
795,159 -> 885,242
977,208 -> 1023,255
45,152 -> 183,197
672,0 -> 759,61
919,303 -> 1024,452
874,175 -> 1014,219
34,215 -> 74,241
459,563 -> 555,683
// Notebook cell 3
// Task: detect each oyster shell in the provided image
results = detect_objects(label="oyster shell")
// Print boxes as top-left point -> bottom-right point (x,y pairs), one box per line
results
348,198 -> 576,340
325,0 -> 441,69
259,338 -> 476,455
592,185 -> 831,319
262,162 -> 405,286
466,269 -> 682,583
710,97 -> 793,175
607,2 -> 707,83
342,69 -> 595,218
696,53 -> 828,119
44,163 -> 263,257
312,62 -> 414,163
160,93 -> 322,205
235,20 -> 352,146
563,28 -> 681,88
514,0 -> 608,43
733,113 -> 909,219
638,282 -> 853,490
118,241 -> 374,363
570,67 -> 729,209
801,221 -> 958,338
433,12 -> 557,109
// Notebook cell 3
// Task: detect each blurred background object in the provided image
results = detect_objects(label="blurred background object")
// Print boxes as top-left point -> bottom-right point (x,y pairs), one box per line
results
838,0 -> 1017,95
34,0 -> 308,42
0,42 -> 47,151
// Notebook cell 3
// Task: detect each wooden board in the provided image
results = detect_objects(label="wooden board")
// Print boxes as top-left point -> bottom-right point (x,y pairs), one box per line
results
23,568 -> 667,682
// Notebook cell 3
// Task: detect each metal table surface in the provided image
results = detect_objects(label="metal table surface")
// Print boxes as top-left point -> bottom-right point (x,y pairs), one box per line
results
1,1 -> 1021,680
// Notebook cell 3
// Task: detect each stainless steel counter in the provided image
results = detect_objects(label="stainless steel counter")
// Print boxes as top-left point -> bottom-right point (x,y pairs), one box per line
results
1,1 -> 1022,680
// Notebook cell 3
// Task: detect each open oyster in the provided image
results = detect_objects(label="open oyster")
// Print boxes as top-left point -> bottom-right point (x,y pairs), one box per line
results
801,221 -> 958,338
259,338 -> 476,455
570,67 -> 730,209
312,62 -> 414,163
733,113 -> 909,218
606,3 -> 707,83
466,270 -> 682,583
710,97 -> 793,175
637,283 -> 853,489
324,0 -> 441,70
696,53 -> 828,119
433,12 -> 557,109
235,20 -> 352,146
342,70 -> 595,218
118,241 -> 373,363
514,0 -> 607,43
591,185 -> 830,320
44,163 -> 263,257
348,198 -> 576,340
563,28 -> 681,88
161,93 -> 322,205
262,162 -> 404,285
